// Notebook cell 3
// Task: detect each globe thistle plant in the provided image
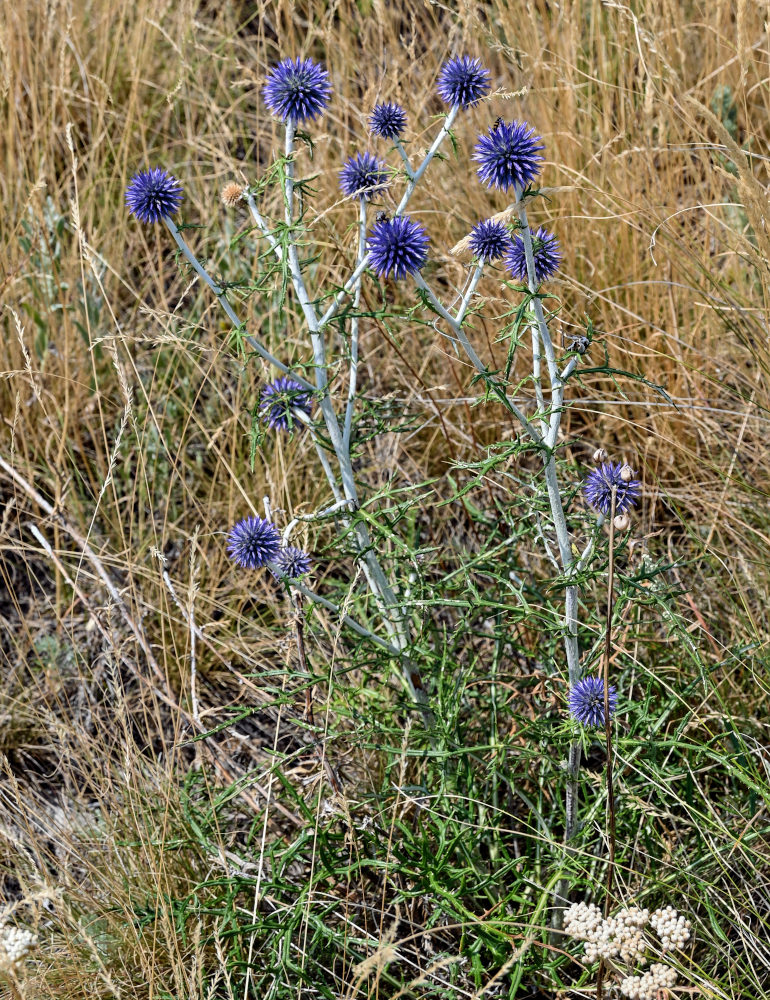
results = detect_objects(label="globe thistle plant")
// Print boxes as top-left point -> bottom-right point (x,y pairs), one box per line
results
262,57 -> 331,123
125,167 -> 183,224
367,215 -> 429,280
473,120 -> 544,191
505,226 -> 562,283
273,546 -> 312,579
569,676 -> 618,727
259,376 -> 313,432
122,56 -> 639,882
436,55 -> 491,108
369,102 -> 407,139
339,152 -> 389,201
584,462 -> 641,515
468,219 -> 512,262
226,516 -> 282,570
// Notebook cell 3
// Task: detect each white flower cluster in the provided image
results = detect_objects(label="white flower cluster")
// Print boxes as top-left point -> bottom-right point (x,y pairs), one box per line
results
564,903 -> 650,964
650,904 -> 691,951
620,962 -> 678,999
0,922 -> 36,967
592,906 -> 650,964
564,900 -> 692,995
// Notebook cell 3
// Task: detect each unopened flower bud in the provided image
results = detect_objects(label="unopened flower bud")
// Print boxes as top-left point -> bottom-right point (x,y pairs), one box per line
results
593,447 -> 608,463
614,513 -> 630,531
620,463 -> 635,482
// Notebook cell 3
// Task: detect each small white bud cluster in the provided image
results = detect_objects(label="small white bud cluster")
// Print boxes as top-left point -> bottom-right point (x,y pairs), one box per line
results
620,962 -> 678,999
583,906 -> 650,964
563,901 -> 603,943
650,905 -> 691,951
0,922 -> 36,967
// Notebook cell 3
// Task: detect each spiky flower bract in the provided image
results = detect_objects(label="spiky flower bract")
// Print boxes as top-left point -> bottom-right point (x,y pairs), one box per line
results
125,168 -> 183,224
584,462 -> 641,515
569,676 -> 618,727
367,215 -> 429,280
259,376 -> 313,432
469,219 -> 512,262
262,57 -> 331,123
473,120 -> 544,191
339,152 -> 389,201
369,102 -> 407,139
505,226 -> 562,283
273,546 -> 312,579
436,55 -> 491,108
226,516 -> 281,570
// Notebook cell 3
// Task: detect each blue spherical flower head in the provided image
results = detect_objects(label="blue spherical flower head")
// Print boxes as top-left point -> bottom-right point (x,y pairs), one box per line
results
469,219 -> 512,262
125,167 -> 183,224
273,546 -> 312,579
473,120 -> 544,192
369,102 -> 407,139
584,462 -> 640,515
367,215 -> 429,280
259,376 -> 313,432
263,57 -> 331,123
339,152 -> 389,201
569,676 -> 618,727
505,226 -> 562,283
226,516 -> 281,570
437,56 -> 491,109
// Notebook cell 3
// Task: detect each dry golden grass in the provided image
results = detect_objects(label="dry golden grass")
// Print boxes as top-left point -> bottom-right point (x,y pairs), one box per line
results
1,0 -> 769,995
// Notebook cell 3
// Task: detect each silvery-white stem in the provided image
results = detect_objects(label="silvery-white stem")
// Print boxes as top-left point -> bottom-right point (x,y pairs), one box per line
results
279,576 -> 402,657
509,190 -> 583,920
318,106 -> 459,332
395,105 -> 459,215
532,322 -> 550,439
455,263 -> 483,326
343,197 -> 367,452
244,192 -> 283,260
163,217 -> 314,390
282,497 -> 356,545
413,271 -> 541,443
547,356 -> 579,449
280,125 -> 427,715
393,137 -> 415,179
513,187 -> 560,389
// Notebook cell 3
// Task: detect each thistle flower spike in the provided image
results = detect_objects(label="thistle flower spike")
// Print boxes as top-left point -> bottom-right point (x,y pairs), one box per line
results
339,152 -> 389,201
367,215 -> 429,280
436,55 -> 491,109
259,376 -> 313,432
505,226 -> 562,284
468,219 -> 512,262
226,516 -> 281,570
125,167 -> 183,224
584,461 -> 640,515
473,120 -> 544,192
273,546 -> 312,579
569,676 -> 617,727
263,57 -> 331,123
369,102 -> 407,139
